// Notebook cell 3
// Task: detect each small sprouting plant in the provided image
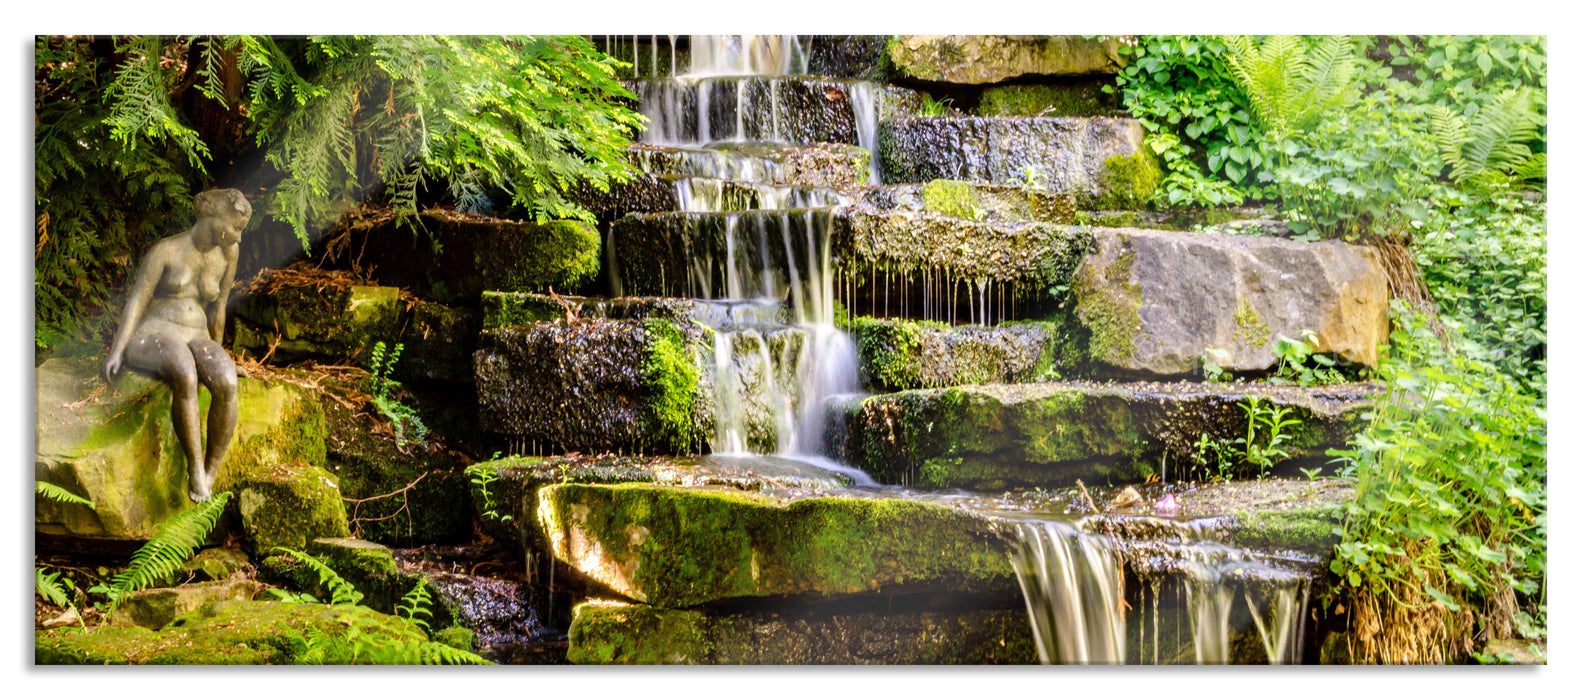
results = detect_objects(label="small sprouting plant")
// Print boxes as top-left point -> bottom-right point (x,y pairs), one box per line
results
367,341 -> 428,447
1200,345 -> 1234,383
465,464 -> 514,524
1299,466 -> 1324,481
919,94 -> 955,117
1270,330 -> 1346,386
1190,396 -> 1303,480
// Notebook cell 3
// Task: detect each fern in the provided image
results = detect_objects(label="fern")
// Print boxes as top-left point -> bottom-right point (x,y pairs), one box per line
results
271,547 -> 364,606
1224,35 -> 1357,135
36,566 -> 75,608
92,491 -> 232,608
102,36 -> 211,170
1432,88 -> 1545,187
366,341 -> 428,446
36,481 -> 95,508
396,579 -> 433,632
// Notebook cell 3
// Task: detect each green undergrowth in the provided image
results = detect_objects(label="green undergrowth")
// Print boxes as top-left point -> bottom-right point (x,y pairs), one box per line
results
1326,306 -> 1546,663
640,318 -> 706,454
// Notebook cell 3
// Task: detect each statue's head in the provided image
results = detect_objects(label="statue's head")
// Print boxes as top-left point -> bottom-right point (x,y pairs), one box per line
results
193,189 -> 251,246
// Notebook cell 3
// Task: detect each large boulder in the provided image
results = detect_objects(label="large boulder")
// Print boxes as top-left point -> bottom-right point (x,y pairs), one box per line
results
829,382 -> 1376,490
232,282 -> 403,366
886,35 -> 1126,84
35,359 -> 328,550
850,317 -> 1057,391
230,461 -> 350,554
878,117 -> 1157,208
1066,228 -> 1390,378
537,483 -> 1016,608
568,600 -> 1035,664
474,317 -> 711,454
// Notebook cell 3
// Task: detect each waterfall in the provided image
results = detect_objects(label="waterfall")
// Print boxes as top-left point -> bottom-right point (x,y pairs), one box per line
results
687,35 -> 807,77
1009,517 -> 1316,665
847,81 -> 883,185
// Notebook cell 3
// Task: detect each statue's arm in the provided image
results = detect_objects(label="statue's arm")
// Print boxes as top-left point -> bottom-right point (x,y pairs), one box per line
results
104,247 -> 165,380
208,245 -> 239,344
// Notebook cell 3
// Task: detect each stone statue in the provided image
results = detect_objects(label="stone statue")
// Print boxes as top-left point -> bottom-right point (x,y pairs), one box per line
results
104,188 -> 250,503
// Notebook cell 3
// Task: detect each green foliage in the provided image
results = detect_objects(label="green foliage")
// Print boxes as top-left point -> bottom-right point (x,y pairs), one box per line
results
1414,193 -> 1546,396
238,35 -> 644,249
1429,87 -> 1545,191
91,492 -> 233,609
465,463 -> 514,524
366,341 -> 427,446
1327,307 -> 1546,659
35,36 -> 204,352
1377,36 -> 1546,123
1270,330 -> 1347,386
1111,35 -> 1255,206
1256,90 -> 1440,240
1190,397 -> 1302,480
36,481 -> 95,508
1224,35 -> 1359,136
640,319 -> 704,453
36,567 -> 77,608
918,93 -> 955,117
1200,345 -> 1233,383
271,547 -> 489,665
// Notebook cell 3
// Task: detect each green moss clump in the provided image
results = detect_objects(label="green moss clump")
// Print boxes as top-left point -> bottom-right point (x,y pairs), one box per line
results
1072,244 -> 1143,364
1234,299 -> 1272,349
920,179 -> 982,219
1231,507 -> 1340,554
567,601 -> 710,664
1092,151 -> 1163,209
232,461 -> 350,555
976,84 -> 1116,117
640,319 -> 706,454
476,219 -> 602,294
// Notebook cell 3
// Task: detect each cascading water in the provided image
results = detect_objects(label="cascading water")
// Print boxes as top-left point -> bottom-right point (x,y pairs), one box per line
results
1008,515 -> 1318,665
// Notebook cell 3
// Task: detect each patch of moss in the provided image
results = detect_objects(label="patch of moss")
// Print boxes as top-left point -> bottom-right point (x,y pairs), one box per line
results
35,600 -> 435,665
567,601 -> 710,664
232,461 -> 350,555
1072,243 -> 1143,365
1092,151 -> 1163,210
1234,299 -> 1272,349
640,318 -> 706,454
475,220 -> 602,294
976,83 -> 1117,117
1230,507 -> 1341,554
920,179 -> 983,219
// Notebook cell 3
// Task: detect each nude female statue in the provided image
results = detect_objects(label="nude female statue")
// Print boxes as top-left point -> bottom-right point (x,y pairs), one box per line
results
104,188 -> 250,503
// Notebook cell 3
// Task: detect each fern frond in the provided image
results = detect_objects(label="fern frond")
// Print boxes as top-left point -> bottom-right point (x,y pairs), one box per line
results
103,37 -> 210,170
103,491 -> 232,605
1445,88 -> 1543,184
1429,105 -> 1469,174
271,547 -> 364,606
396,580 -> 433,632
36,480 -> 95,508
1511,152 -> 1546,182
36,566 -> 74,608
413,641 -> 492,665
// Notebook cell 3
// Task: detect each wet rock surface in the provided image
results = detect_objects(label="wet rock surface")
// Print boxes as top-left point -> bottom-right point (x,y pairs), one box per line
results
627,142 -> 873,188
851,317 -> 1057,390
1068,227 -> 1391,378
831,381 -> 1378,490
629,77 -> 919,147
879,117 -> 1151,202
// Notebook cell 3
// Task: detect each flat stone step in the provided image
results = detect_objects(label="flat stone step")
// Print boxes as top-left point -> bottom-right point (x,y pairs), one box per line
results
828,381 -> 1378,490
879,116 -> 1156,208
859,180 -> 1076,224
627,143 -> 872,189
887,35 -> 1126,84
573,172 -> 849,221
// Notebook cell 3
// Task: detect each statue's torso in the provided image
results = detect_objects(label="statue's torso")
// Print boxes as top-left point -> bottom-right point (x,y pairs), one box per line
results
138,234 -> 232,339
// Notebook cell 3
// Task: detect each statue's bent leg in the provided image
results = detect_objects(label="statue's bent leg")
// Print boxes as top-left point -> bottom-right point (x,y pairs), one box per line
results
124,330 -> 207,501
190,339 -> 238,497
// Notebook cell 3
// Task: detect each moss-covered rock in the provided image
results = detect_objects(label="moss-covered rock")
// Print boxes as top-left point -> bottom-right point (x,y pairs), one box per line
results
1066,228 -> 1392,378
474,317 -> 711,454
333,208 -> 601,304
538,483 -> 1016,608
230,461 -> 349,555
256,537 -> 453,624
1091,151 -> 1162,210
36,359 -> 327,549
850,316 -> 1056,390
36,599 -> 445,665
568,599 -> 1035,664
481,291 -> 700,330
232,284 -> 403,366
887,35 -> 1126,84
830,382 -> 1377,490
911,179 -> 1076,223
976,82 -> 1120,117
178,547 -> 251,582
106,578 -> 267,630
